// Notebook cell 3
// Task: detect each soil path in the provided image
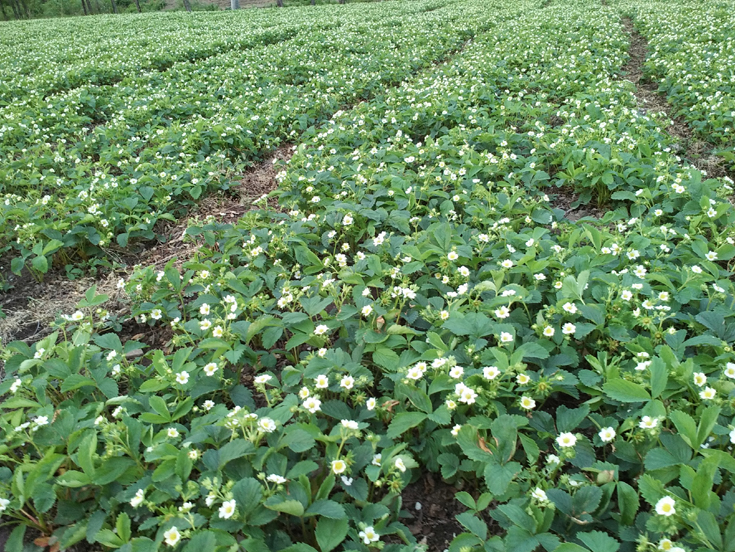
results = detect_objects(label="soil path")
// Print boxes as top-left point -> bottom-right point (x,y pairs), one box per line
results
0,146 -> 292,349
620,17 -> 733,180
0,24 -> 483,349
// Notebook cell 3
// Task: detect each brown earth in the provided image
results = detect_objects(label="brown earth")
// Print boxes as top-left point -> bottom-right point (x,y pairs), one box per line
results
400,474 -> 466,551
0,146 -> 293,349
620,17 -> 733,180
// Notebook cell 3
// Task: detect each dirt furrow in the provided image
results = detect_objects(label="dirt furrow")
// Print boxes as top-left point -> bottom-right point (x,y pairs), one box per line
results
0,26 -> 486,348
620,17 -> 733,181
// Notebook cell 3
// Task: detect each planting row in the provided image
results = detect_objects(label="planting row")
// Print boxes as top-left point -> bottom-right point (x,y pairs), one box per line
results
623,0 -> 735,149
0,0 -> 512,279
2,1 -> 734,552
0,0 -> 451,101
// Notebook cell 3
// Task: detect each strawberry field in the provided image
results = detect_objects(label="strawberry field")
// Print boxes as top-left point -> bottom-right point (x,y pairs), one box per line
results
1,1 -> 735,552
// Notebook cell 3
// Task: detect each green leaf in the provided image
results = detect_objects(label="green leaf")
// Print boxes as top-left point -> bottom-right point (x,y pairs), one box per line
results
373,347 -> 400,369
245,315 -> 281,344
10,257 -> 24,276
669,410 -> 697,447
96,529 -> 124,548
701,449 -> 735,474
264,498 -> 305,517
602,379 -> 651,402
497,504 -> 535,533
148,396 -> 171,421
644,448 -> 680,471
504,527 -> 543,552
152,458 -> 176,482
546,489 -> 573,516
574,323 -> 597,339
315,474 -> 335,502
86,510 -> 106,543
515,341 -> 550,360
617,482 -> 639,525
116,513 -> 131,543
556,405 -> 589,433
31,255 -> 49,274
305,499 -> 346,519
443,312 -> 494,339
56,470 -> 92,487
695,405 -> 721,448
218,439 -> 255,470
232,478 -> 263,516
456,425 -> 493,462
692,455 -> 719,509
288,461 -> 319,479
5,525 -> 26,552
60,523 -> 87,549
60,374 -> 98,392
386,412 -> 426,439
315,518 -> 349,552
176,449 -> 193,481
438,453 -> 460,479
280,545 -> 319,552
637,474 -> 666,506
649,357 -> 668,398
697,511 -> 723,550
396,383 -> 433,414
483,462 -> 521,496
456,512 -> 487,540
95,457 -> 135,485
554,545 -> 589,552
573,486 -> 602,515
77,432 -> 97,478
171,398 -> 193,421
93,333 -> 123,351
178,534 -> 214,552
386,325 -> 421,336
282,428 -> 316,453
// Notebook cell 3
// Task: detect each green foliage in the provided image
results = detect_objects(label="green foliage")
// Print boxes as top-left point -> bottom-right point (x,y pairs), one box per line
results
1,1 -> 735,552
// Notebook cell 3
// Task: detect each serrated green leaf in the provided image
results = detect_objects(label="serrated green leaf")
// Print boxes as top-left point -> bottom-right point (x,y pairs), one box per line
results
602,379 -> 651,402
315,518 -> 349,552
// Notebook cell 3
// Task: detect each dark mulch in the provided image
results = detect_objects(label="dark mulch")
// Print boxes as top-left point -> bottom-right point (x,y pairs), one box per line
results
0,526 -> 9,552
550,187 -> 604,221
400,473 -> 465,551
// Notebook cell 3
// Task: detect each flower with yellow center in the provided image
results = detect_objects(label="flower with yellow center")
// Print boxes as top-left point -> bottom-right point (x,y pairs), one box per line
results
219,499 -> 236,519
163,527 -> 181,547
556,432 -> 577,448
331,459 -> 347,475
655,496 -> 676,517
257,417 -> 276,433
520,396 -> 536,410
359,526 -> 380,545
598,427 -> 616,443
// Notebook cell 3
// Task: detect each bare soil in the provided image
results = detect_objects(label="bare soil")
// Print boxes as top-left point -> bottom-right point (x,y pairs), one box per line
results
0,146 -> 292,349
620,18 -> 733,180
551,187 -> 606,222
400,474 -> 465,551
620,18 -> 693,148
